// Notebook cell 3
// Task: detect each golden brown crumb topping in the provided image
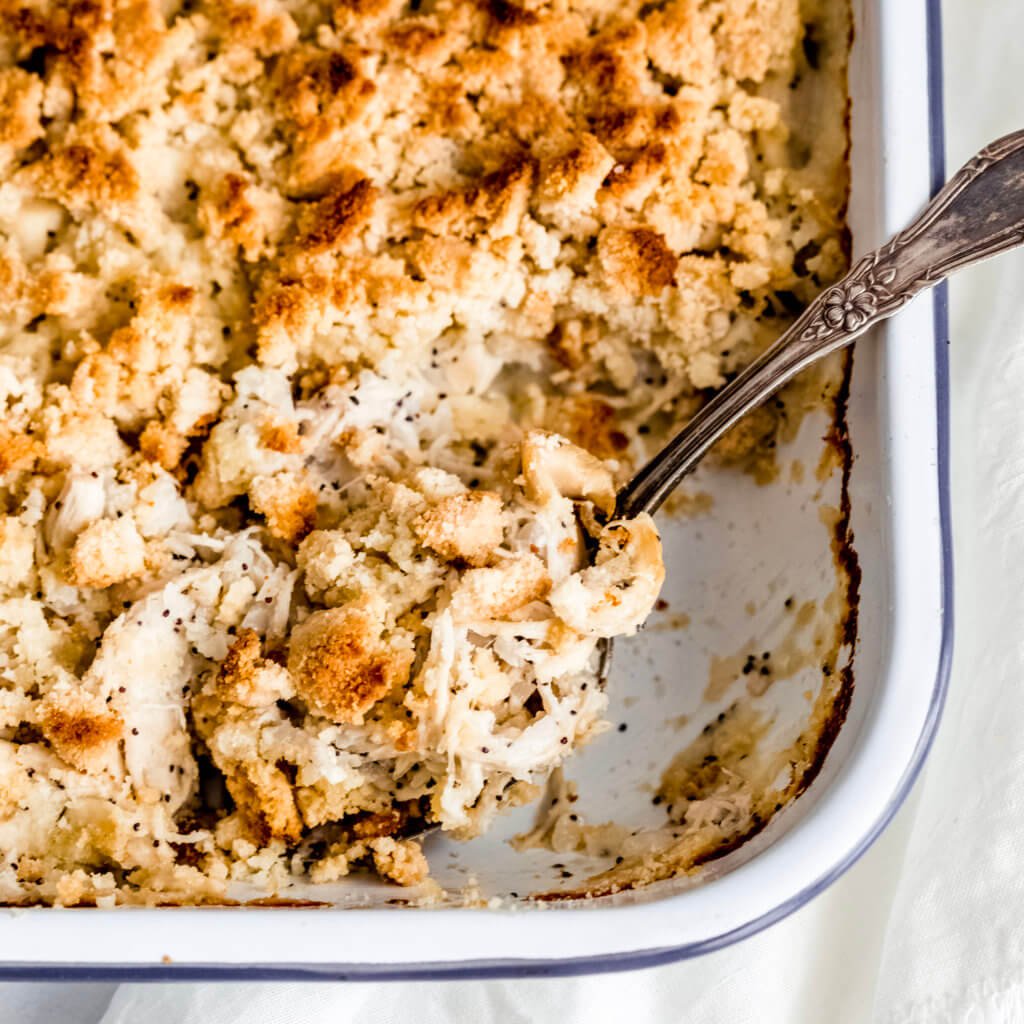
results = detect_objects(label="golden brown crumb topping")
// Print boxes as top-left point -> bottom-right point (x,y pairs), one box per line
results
287,601 -> 416,723
598,227 -> 680,297
413,490 -> 505,567
226,761 -> 304,845
0,0 -> 848,906
67,516 -> 147,588
39,698 -> 123,774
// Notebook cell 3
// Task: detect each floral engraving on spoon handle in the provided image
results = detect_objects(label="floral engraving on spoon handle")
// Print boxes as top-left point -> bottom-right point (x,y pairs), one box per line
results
799,129 -> 1024,346
797,257 -> 901,341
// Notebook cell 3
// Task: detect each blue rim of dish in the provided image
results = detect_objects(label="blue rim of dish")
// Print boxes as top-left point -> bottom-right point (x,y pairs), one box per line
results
2,1 -> 953,982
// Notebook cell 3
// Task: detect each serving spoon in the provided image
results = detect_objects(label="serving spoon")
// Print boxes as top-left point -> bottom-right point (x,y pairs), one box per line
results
586,129 -> 1024,692
407,130 -> 1024,841
616,127 -> 1024,519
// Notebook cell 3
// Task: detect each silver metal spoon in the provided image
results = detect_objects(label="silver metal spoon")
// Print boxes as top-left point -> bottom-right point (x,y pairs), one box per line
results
410,130 -> 1024,842
585,129 -> 1024,695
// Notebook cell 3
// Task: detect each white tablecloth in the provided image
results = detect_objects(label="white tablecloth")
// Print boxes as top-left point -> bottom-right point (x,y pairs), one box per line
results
3,1 -> 1022,1019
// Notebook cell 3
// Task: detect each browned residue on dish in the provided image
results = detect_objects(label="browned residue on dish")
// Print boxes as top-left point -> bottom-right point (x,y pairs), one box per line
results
704,649 -> 752,703
245,896 -> 331,908
532,345 -> 861,902
530,0 -> 859,903
661,489 -> 715,519
647,609 -> 692,634
702,595 -> 831,703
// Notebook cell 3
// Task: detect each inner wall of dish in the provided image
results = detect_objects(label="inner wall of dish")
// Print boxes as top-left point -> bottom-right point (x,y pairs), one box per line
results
210,2 -> 874,908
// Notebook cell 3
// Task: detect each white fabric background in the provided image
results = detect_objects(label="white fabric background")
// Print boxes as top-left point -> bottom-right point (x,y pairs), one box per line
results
2,1 -> 1021,1019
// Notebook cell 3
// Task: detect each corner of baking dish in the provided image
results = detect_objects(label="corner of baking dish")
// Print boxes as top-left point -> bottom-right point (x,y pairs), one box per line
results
0,0 -> 953,980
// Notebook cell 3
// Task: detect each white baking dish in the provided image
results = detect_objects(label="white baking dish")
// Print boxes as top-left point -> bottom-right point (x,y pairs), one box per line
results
0,0 -> 951,978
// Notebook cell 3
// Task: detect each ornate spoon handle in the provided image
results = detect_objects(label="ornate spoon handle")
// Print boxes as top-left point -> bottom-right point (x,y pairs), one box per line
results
617,129 -> 1024,518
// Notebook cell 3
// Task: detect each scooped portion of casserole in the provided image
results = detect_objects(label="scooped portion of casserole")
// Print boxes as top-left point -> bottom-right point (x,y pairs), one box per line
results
0,0 -> 846,904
